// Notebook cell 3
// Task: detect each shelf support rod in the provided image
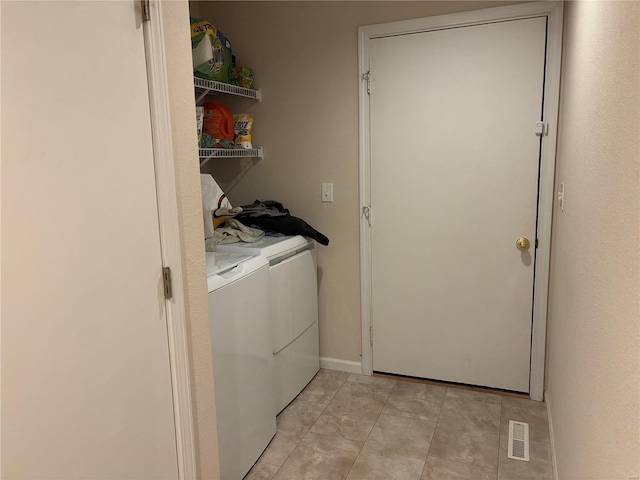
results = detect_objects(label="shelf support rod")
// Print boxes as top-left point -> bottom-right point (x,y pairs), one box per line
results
199,156 -> 213,168
194,90 -> 209,105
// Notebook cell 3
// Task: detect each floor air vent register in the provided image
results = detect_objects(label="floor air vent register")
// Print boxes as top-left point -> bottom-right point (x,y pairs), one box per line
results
507,420 -> 530,461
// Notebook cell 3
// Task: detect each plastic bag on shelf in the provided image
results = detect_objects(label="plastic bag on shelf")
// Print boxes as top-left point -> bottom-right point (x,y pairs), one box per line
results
200,174 -> 233,238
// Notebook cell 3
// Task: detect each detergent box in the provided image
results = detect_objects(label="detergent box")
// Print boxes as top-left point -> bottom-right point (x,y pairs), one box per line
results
191,18 -> 232,83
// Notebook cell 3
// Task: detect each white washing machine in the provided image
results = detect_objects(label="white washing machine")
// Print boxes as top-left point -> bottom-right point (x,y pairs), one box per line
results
215,235 -> 320,413
206,252 -> 276,480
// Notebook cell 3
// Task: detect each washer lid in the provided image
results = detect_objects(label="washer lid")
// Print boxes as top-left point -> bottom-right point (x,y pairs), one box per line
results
214,235 -> 311,260
206,252 -> 253,276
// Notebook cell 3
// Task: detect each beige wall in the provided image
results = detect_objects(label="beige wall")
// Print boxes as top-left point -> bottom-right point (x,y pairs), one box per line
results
545,1 -> 639,478
191,0 -> 520,364
160,2 -> 220,479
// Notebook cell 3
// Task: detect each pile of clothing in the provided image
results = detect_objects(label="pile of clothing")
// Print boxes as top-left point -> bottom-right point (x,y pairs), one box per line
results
233,200 -> 329,245
200,174 -> 329,252
208,199 -> 330,251
202,172 -> 329,251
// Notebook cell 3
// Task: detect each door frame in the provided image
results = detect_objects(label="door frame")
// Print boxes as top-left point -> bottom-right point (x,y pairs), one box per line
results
358,1 -> 564,401
143,1 -> 197,477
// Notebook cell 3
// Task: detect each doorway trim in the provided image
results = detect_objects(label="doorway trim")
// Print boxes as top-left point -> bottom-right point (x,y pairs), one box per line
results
358,1 -> 564,401
143,1 -> 197,478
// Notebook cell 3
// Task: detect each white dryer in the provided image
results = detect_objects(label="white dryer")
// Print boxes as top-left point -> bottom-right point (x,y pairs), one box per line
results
206,252 -> 276,480
215,236 -> 320,413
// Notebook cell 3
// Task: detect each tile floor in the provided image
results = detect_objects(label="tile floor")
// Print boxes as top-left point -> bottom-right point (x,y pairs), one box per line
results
244,369 -> 553,480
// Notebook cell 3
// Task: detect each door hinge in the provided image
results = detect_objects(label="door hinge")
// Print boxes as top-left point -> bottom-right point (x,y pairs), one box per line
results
362,71 -> 371,95
370,325 -> 374,346
162,267 -> 173,300
361,205 -> 371,226
535,121 -> 548,136
141,0 -> 151,22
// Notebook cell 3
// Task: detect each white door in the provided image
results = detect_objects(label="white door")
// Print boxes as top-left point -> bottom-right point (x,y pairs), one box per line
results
369,17 -> 547,392
2,2 -> 179,478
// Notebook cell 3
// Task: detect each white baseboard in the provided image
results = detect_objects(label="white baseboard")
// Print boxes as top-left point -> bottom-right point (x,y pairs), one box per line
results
545,391 -> 559,480
320,357 -> 363,374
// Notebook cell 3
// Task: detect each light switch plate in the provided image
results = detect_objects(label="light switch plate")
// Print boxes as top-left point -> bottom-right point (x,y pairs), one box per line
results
322,183 -> 333,202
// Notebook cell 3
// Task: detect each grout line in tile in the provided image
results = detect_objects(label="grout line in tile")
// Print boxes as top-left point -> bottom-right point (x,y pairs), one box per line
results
343,377 -> 402,479
422,386 -> 446,475
276,430 -> 307,472
496,396 -> 505,479
426,454 -> 499,477
273,399 -> 330,472
292,429 -> 366,480
323,373 -> 350,406
494,425 -> 502,479
426,449 -> 502,473
343,400 -> 384,479
258,459 -> 281,468
306,401 -> 329,435
422,389 -> 505,477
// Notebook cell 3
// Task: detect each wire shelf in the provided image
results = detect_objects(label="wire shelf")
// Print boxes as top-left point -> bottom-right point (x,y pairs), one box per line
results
199,147 -> 263,167
194,77 -> 261,103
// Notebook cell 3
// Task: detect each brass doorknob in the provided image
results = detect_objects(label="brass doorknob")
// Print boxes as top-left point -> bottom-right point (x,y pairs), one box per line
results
516,237 -> 530,251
